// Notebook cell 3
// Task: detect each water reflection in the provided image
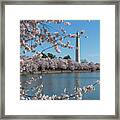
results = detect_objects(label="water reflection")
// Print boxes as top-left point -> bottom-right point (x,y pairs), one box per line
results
20,72 -> 100,100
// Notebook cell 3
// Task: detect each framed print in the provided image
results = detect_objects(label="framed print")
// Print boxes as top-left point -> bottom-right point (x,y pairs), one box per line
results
0,0 -> 120,119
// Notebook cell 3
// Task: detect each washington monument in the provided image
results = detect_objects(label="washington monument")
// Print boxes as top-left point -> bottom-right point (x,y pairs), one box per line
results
76,32 -> 80,63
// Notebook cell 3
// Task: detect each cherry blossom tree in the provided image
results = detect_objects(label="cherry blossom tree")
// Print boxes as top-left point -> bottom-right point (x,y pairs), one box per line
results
20,20 -> 75,57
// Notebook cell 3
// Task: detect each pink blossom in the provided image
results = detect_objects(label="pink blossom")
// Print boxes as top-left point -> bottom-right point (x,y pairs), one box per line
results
54,45 -> 61,53
68,46 -> 74,49
54,32 -> 59,37
69,34 -> 77,38
64,22 -> 71,26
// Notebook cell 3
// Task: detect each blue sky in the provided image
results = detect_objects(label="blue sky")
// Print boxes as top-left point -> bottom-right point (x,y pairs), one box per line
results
21,20 -> 100,63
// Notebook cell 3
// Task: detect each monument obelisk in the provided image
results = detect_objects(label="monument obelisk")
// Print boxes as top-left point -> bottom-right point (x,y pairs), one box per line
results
76,32 -> 80,63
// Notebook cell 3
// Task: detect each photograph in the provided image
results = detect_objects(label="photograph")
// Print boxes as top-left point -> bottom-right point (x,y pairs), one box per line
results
2,1 -> 118,118
20,20 -> 100,100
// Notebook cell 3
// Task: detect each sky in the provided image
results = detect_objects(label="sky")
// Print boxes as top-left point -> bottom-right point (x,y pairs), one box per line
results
21,20 -> 100,63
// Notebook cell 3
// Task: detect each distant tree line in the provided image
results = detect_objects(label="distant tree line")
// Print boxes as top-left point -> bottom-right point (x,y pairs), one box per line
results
41,52 -> 71,60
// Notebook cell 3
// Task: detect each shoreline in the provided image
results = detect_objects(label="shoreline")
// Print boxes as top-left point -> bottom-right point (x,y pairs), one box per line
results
20,70 -> 100,75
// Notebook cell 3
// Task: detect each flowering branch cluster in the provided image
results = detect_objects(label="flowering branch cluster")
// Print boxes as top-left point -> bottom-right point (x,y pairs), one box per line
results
20,20 -> 75,55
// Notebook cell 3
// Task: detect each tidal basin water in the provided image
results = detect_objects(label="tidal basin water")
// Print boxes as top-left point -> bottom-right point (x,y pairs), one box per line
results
20,72 -> 100,100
